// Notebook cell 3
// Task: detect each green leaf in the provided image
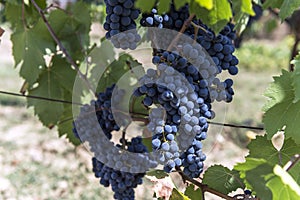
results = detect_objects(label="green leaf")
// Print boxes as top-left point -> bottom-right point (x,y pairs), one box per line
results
146,170 -> 169,179
89,41 -> 115,89
135,0 -> 156,13
234,157 -> 268,171
174,0 -> 190,10
291,54 -> 300,103
4,3 -> 23,30
266,165 -> 300,199
245,163 -> 273,200
129,95 -> 149,117
94,53 -> 148,116
232,0 -> 254,33
170,188 -> 190,200
262,0 -> 284,9
157,0 -> 171,14
96,54 -> 141,92
246,136 -> 300,167
57,102 -> 81,146
191,0 -> 232,33
48,1 -> 91,61
279,0 -> 300,20
142,137 -> 153,153
263,70 -> 300,144
27,68 -> 64,127
32,0 -> 47,9
202,165 -> 244,194
11,19 -> 55,85
49,55 -> 78,93
234,158 -> 273,198
184,184 -> 203,200
5,0 -> 46,30
194,0 -> 213,10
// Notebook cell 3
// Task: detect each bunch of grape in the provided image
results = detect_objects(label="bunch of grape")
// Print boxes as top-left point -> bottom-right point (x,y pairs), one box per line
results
73,84 -> 123,141
133,48 -> 213,177
92,137 -> 149,200
103,0 -> 141,50
73,84 -> 158,199
191,22 -> 239,76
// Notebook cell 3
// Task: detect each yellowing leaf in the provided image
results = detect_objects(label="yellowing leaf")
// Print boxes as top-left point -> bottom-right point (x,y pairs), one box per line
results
194,0 -> 213,10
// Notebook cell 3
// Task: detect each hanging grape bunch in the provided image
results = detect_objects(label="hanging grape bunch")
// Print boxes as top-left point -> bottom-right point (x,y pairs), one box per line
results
103,0 -> 141,50
73,1 -> 239,200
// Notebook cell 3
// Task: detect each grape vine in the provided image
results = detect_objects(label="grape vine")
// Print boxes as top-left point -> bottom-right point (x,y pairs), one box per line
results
1,0 -> 300,199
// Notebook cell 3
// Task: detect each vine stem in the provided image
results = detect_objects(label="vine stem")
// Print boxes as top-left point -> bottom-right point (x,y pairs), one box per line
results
284,154 -> 300,171
0,26 -> 4,38
167,13 -> 196,51
30,0 -> 96,96
190,21 -> 208,33
176,169 -> 234,200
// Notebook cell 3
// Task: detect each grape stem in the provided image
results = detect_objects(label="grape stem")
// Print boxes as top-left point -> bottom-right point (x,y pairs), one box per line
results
284,154 -> 300,171
21,0 -> 27,29
167,13 -> 196,51
190,21 -> 208,34
176,168 -> 235,200
30,0 -> 96,97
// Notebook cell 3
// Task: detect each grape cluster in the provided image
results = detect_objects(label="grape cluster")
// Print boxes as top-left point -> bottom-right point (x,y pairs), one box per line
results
193,23 -> 239,76
103,0 -> 141,50
73,84 -> 123,140
77,1 -> 240,198
73,84 -> 158,199
92,137 -> 149,200
133,49 -> 213,177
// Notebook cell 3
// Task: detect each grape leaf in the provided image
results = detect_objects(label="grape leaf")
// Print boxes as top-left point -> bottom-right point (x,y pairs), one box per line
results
184,184 -> 203,200
158,0 -> 171,14
95,53 -> 148,116
262,0 -> 284,9
194,0 -> 213,10
11,19 -> 55,85
135,0 -> 156,13
246,136 -> 300,185
147,170 -> 169,179
191,0 -> 232,33
96,54 -> 142,92
4,2 -> 23,30
279,0 -> 300,20
169,188 -> 190,200
232,0 -> 254,33
5,0 -> 46,30
247,136 -> 300,166
233,158 -> 273,199
89,40 -> 116,90
48,1 -> 91,61
291,54 -> 300,103
263,70 -> 300,144
174,0 -> 190,10
57,103 -> 81,146
266,165 -> 300,199
49,55 -> 78,93
27,68 -> 64,127
234,157 -> 268,172
245,163 -> 273,200
202,165 -> 244,194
